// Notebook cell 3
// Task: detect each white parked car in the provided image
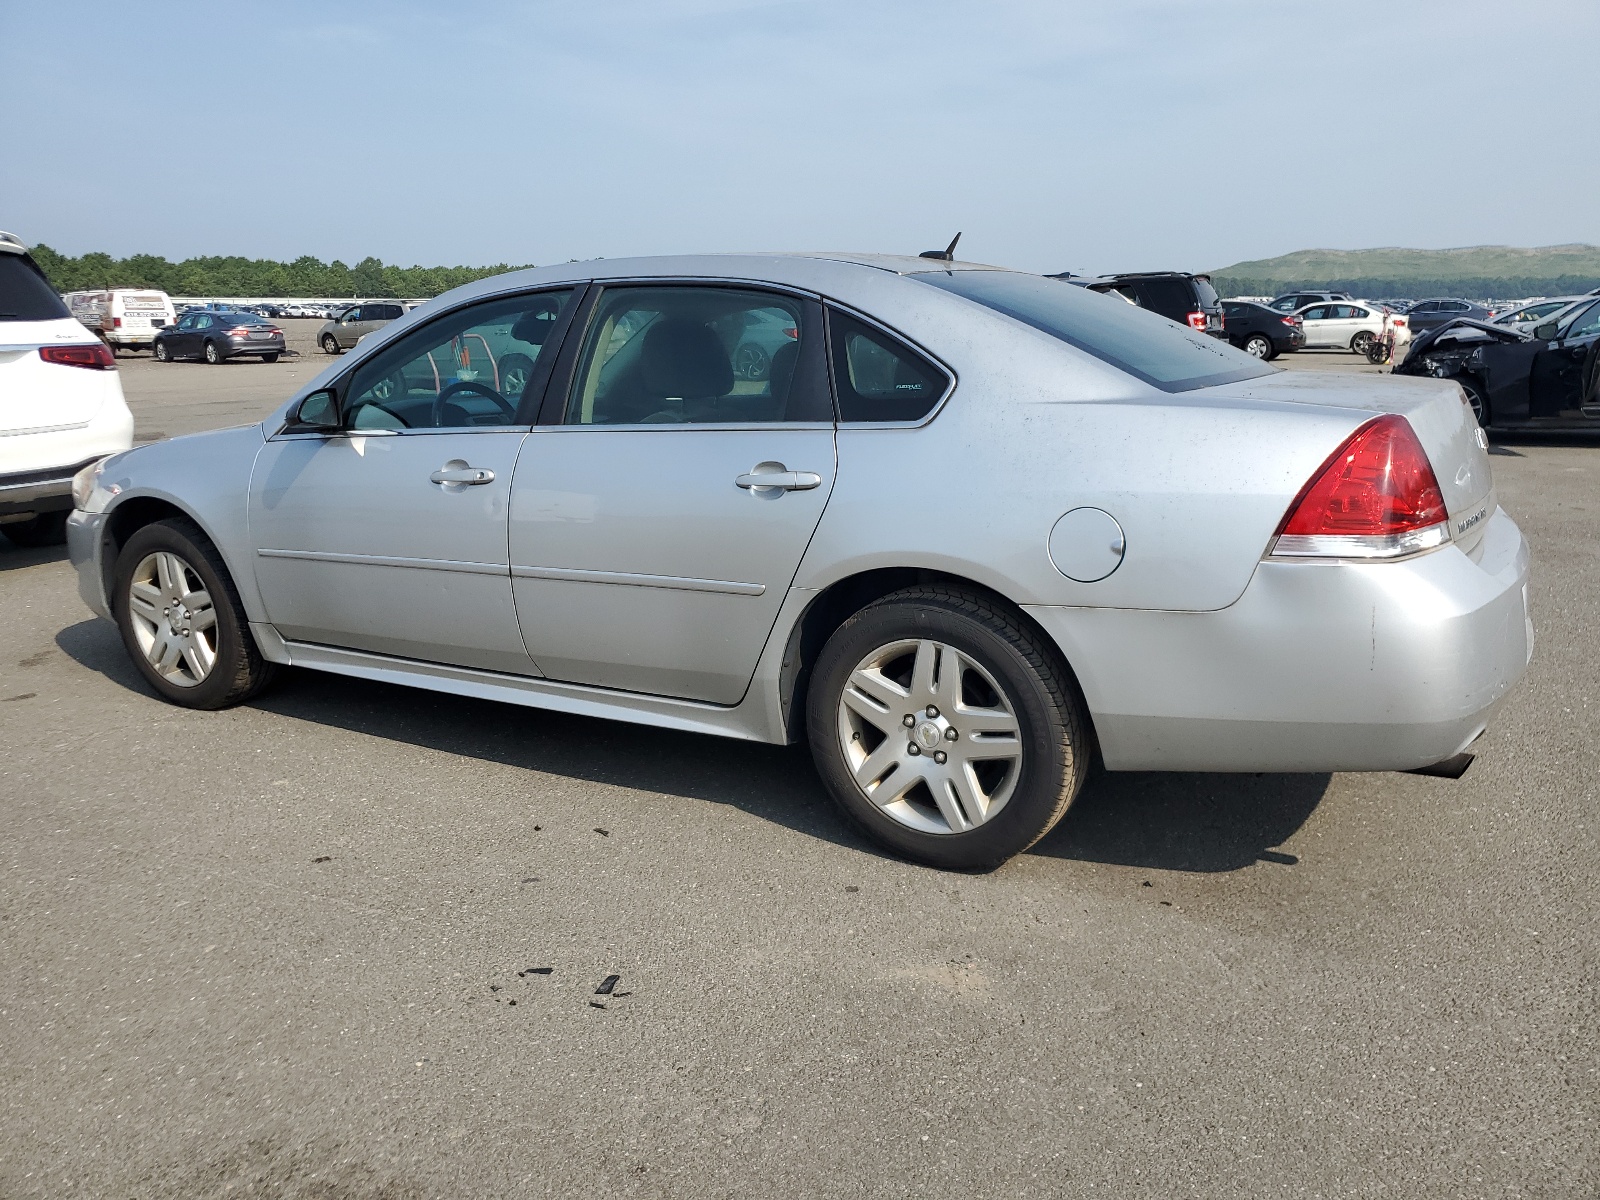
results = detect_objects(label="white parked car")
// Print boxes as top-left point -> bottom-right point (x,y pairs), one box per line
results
64,287 -> 177,354
1293,300 -> 1388,354
1,233 -> 135,546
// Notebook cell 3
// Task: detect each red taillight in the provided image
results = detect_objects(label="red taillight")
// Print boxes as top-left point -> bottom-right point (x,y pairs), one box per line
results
1186,311 -> 1207,330
40,343 -> 116,370
1280,316 -> 1299,328
112,316 -> 123,327
1272,415 -> 1450,559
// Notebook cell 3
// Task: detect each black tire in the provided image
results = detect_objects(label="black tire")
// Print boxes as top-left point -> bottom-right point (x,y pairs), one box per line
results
1459,377 -> 1491,428
204,340 -> 224,364
1243,333 -> 1273,360
153,340 -> 170,362
261,352 -> 280,363
321,334 -> 341,355
806,586 -> 1091,871
111,517 -> 277,709
4,511 -> 69,547
1351,331 -> 1374,356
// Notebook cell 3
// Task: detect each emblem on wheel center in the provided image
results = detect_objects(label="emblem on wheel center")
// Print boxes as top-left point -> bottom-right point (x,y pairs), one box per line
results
915,722 -> 942,750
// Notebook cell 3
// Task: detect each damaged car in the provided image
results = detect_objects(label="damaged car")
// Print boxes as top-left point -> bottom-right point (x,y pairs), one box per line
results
1394,297 -> 1600,430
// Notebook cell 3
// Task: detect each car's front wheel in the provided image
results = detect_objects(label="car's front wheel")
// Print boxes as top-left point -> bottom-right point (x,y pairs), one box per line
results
112,518 -> 277,709
807,586 -> 1091,871
153,340 -> 170,362
321,334 -> 341,355
1243,333 -> 1273,359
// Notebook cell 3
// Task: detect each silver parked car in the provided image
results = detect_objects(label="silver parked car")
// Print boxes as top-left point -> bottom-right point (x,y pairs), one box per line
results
65,254 -> 1533,870
318,301 -> 407,354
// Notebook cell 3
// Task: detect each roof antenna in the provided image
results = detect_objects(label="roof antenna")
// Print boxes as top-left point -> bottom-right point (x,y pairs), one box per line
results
919,232 -> 961,262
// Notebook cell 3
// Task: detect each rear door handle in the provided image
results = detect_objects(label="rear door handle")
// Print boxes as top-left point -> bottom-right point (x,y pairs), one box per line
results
430,466 -> 495,485
736,468 -> 822,492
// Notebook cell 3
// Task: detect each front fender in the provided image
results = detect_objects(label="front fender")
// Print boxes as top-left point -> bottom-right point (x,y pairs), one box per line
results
94,425 -> 268,621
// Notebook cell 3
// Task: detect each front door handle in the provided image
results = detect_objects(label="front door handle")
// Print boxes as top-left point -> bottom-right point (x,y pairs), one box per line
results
736,465 -> 822,493
430,465 -> 495,485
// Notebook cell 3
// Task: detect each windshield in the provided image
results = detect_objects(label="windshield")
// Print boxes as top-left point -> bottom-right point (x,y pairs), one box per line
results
0,253 -> 71,322
918,270 -> 1273,392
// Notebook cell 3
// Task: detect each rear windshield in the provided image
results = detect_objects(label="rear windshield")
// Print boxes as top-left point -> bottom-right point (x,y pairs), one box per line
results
0,253 -> 71,322
918,270 -> 1274,392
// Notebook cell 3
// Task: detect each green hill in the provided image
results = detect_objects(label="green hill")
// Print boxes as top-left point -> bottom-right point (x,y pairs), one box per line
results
1210,244 -> 1600,300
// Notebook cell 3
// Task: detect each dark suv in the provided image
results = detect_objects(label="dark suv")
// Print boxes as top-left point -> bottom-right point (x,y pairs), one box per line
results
1054,271 -> 1226,338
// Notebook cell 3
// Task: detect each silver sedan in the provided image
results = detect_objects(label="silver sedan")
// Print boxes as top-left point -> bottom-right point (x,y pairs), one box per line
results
66,254 -> 1533,869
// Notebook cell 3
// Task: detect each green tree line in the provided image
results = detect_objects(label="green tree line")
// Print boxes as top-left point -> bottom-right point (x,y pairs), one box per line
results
29,245 -> 534,298
1212,274 -> 1600,300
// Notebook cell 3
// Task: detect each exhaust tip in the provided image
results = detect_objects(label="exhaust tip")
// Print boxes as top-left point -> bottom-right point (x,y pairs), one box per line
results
1404,752 -> 1474,780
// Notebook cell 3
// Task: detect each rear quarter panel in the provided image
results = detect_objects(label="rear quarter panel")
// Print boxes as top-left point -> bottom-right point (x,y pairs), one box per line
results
790,306 -> 1369,613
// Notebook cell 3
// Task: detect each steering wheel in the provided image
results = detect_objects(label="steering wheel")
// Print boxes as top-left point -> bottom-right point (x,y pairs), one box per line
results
431,379 -> 516,427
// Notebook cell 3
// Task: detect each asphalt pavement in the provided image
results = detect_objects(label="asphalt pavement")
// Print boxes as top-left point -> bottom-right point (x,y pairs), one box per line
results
1,339 -> 1595,1197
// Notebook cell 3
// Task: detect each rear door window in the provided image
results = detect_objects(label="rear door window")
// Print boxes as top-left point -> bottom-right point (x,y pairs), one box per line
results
565,285 -> 830,425
919,270 -> 1272,392
0,253 -> 71,321
827,309 -> 951,423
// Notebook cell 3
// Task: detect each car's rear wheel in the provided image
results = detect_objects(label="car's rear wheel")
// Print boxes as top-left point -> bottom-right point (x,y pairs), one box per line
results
262,352 -> 280,363
112,518 -> 277,709
4,511 -> 69,548
807,586 -> 1090,871
153,340 -> 170,362
1351,331 -> 1375,356
1243,333 -> 1272,359
1459,377 -> 1491,428
204,340 -> 223,364
321,334 -> 341,355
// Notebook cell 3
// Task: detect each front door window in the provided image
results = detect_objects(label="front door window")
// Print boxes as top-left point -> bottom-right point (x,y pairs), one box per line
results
345,289 -> 577,429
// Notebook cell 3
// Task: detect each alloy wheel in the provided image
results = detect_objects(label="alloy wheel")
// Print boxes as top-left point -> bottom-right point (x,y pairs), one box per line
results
1245,335 -> 1270,358
126,551 -> 218,687
836,638 -> 1023,835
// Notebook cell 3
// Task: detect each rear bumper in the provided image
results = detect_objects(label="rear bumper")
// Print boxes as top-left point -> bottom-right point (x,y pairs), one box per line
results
1028,506 -> 1533,772
0,456 -> 102,516
0,398 -> 134,513
221,339 -> 285,357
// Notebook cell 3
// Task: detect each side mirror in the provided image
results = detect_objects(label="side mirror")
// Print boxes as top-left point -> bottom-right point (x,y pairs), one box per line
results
290,389 -> 340,431
1533,321 -> 1559,341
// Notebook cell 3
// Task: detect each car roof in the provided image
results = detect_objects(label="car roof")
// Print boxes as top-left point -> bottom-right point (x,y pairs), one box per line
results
415,252 -> 1027,312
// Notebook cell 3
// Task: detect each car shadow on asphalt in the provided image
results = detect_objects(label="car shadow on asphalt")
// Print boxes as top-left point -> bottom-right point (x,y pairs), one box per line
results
0,542 -> 69,569
1034,769 -> 1329,872
56,617 -> 1330,874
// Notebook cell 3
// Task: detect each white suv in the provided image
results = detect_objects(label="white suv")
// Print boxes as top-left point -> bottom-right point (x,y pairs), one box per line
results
0,232 -> 134,546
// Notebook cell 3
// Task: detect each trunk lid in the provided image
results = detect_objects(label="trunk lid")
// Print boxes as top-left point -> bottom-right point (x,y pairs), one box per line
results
0,317 -> 115,432
1206,368 -> 1495,551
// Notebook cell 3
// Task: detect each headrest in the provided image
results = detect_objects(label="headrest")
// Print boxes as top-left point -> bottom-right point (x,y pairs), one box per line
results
510,300 -> 564,346
640,318 -> 732,398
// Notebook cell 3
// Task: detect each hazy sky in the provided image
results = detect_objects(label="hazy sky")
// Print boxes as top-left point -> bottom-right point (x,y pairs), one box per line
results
4,0 -> 1597,276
